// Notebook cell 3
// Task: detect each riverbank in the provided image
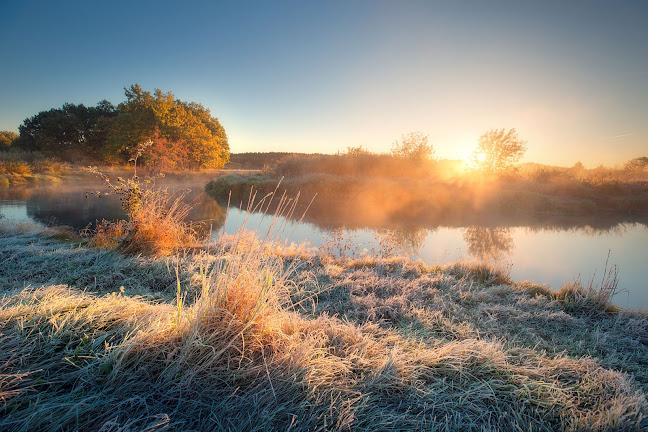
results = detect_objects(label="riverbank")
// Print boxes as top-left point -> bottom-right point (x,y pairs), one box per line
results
206,173 -> 648,229
0,149 -> 260,187
1,223 -> 646,431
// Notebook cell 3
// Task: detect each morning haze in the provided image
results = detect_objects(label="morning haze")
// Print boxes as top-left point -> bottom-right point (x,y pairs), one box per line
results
1,2 -> 648,431
1,0 -> 647,166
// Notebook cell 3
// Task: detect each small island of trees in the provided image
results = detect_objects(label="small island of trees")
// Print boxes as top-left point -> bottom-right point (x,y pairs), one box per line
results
7,84 -> 229,170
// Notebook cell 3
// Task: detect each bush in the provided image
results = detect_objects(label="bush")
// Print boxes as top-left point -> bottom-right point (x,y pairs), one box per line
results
273,153 -> 435,179
391,132 -> 435,162
86,146 -> 196,256
0,161 -> 32,175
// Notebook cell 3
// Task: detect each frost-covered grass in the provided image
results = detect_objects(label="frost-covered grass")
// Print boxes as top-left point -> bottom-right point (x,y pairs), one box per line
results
1,223 -> 647,431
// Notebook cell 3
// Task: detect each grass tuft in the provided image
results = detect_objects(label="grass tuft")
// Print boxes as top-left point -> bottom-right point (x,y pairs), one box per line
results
1,189 -> 647,430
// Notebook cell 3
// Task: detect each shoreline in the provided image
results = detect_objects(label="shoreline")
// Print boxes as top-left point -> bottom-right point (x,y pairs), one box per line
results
206,173 -> 648,228
1,223 -> 646,430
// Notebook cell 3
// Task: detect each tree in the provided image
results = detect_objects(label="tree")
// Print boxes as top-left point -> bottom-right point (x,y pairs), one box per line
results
105,85 -> 229,169
471,128 -> 526,174
391,132 -> 435,162
13,101 -> 117,158
0,131 -> 18,149
345,146 -> 371,156
624,156 -> 648,171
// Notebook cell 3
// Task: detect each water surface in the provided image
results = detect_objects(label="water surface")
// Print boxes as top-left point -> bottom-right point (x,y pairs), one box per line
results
1,179 -> 646,308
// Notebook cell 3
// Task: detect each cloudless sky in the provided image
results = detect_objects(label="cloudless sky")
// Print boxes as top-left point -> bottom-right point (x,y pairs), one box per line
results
1,0 -> 646,166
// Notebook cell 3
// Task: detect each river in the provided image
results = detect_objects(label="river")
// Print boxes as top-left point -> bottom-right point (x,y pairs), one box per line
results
1,177 -> 646,309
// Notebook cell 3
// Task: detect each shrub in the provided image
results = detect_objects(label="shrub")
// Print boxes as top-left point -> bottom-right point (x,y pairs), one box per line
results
391,131 -> 435,162
33,158 -> 67,175
83,219 -> 129,249
556,282 -> 619,315
4,161 -> 32,175
86,142 -> 196,256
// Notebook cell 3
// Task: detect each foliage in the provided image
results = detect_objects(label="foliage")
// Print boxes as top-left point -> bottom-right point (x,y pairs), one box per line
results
272,153 -> 435,178
345,145 -> 371,156
13,100 -> 117,159
0,160 -> 32,175
85,142 -> 195,255
472,128 -> 527,174
0,130 -> 18,149
625,156 -> 648,171
104,84 -> 229,169
11,84 -> 229,170
226,152 -> 304,169
391,131 -> 435,162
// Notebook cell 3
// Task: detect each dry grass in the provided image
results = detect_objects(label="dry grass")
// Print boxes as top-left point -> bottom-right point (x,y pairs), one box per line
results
1,204 -> 647,430
84,219 -> 129,249
0,151 -> 70,175
0,151 -> 71,187
0,161 -> 32,175
206,170 -> 648,233
119,188 -> 196,256
84,166 -> 198,256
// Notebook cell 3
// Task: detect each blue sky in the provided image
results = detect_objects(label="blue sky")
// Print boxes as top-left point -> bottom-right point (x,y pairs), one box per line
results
1,0 -> 646,165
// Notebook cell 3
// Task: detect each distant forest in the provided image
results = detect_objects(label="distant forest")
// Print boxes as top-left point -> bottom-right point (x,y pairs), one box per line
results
4,85 -> 229,170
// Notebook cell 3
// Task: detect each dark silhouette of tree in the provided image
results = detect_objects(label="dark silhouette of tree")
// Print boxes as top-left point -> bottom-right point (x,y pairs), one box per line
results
624,156 -> 648,171
391,132 -> 435,162
13,101 -> 117,158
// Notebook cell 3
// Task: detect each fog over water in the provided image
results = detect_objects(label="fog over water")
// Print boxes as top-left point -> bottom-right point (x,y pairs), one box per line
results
2,178 -> 647,308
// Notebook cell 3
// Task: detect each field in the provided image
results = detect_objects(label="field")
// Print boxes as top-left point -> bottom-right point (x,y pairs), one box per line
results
1,220 -> 647,431
1,152 -> 648,430
3,2 -> 648,430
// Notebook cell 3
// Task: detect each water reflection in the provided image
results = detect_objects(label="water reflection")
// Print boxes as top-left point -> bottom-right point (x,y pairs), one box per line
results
3,181 -> 226,234
1,181 -> 647,307
185,194 -> 226,237
374,226 -> 428,256
463,227 -> 514,261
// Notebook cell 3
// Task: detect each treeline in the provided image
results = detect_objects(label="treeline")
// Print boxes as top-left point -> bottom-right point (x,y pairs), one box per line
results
3,85 -> 229,170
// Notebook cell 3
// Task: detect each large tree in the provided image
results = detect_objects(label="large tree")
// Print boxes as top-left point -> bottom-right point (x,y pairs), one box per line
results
105,85 -> 229,169
471,128 -> 526,174
13,101 -> 117,158
12,85 -> 229,169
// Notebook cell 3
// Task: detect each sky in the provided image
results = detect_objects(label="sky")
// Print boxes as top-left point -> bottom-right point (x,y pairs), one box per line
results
1,0 -> 647,166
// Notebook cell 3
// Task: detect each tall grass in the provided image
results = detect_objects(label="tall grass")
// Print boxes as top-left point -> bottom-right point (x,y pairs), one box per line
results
1,189 -> 647,430
273,153 -> 438,179
0,150 -> 69,175
84,164 -> 197,256
557,252 -> 622,315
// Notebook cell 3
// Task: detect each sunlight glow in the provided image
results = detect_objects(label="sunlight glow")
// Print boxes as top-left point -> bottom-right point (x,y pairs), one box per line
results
470,151 -> 487,169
